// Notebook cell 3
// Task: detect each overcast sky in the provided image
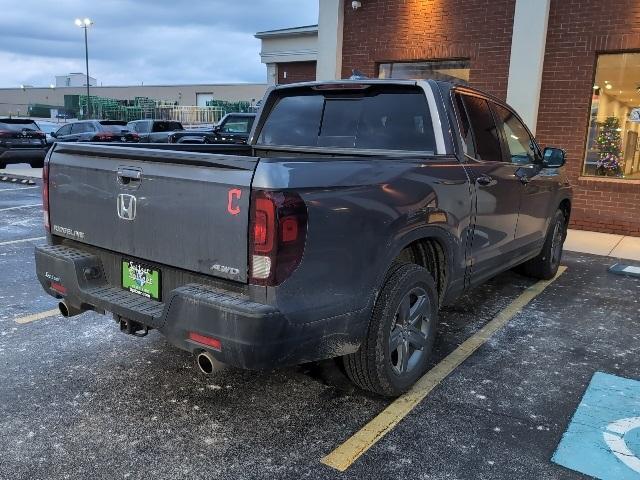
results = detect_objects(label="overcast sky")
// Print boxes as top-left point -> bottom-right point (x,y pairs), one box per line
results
0,0 -> 318,87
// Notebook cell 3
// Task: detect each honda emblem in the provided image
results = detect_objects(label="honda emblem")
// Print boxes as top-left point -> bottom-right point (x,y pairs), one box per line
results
117,194 -> 137,221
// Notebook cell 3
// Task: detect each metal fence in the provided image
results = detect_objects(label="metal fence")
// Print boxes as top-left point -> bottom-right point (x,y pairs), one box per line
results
59,95 -> 254,125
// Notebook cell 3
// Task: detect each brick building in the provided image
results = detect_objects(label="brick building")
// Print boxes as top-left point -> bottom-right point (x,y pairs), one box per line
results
260,0 -> 640,236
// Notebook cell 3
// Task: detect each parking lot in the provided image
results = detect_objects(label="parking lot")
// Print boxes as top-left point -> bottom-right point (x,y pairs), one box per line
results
1,175 -> 639,480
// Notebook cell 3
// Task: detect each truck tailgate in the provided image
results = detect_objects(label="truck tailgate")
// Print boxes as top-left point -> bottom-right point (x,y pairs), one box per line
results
48,143 -> 257,282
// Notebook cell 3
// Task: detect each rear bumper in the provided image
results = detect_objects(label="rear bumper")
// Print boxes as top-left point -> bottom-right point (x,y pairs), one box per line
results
0,147 -> 48,164
35,243 -> 364,369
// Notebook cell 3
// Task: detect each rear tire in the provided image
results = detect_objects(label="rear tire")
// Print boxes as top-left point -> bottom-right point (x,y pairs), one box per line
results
343,264 -> 438,397
519,209 -> 566,280
30,159 -> 44,168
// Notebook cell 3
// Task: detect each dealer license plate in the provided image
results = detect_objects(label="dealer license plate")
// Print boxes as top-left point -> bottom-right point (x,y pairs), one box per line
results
122,260 -> 161,300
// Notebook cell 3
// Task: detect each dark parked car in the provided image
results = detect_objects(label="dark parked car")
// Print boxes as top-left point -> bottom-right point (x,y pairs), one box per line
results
36,80 -> 571,396
51,120 -> 139,143
0,118 -> 48,168
168,113 -> 255,144
126,120 -> 184,143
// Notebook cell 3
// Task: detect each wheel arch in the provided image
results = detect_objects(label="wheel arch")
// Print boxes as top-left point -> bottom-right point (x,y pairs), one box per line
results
375,226 -> 461,307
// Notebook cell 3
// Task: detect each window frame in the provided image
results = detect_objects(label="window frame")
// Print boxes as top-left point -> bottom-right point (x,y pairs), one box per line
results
489,101 -> 542,165
378,59 -> 471,85
252,82 -> 446,157
450,87 -> 542,164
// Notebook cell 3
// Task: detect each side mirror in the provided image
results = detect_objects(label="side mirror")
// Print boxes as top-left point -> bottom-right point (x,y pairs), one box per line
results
50,132 -> 57,138
543,147 -> 566,168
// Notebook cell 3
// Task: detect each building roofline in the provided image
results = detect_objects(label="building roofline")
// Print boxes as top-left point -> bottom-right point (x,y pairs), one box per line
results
255,24 -> 318,39
0,83 -> 268,91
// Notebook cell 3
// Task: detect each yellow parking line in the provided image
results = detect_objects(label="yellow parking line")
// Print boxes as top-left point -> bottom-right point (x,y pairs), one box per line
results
321,266 -> 568,472
14,308 -> 61,324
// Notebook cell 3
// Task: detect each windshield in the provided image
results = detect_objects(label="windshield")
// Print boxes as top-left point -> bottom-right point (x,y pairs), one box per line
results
257,86 -> 435,152
37,123 -> 60,134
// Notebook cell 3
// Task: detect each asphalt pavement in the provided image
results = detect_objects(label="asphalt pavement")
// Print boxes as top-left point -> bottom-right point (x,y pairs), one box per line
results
1,181 -> 639,480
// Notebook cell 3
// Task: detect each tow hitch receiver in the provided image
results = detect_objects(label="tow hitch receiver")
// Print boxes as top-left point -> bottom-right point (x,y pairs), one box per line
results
115,314 -> 149,337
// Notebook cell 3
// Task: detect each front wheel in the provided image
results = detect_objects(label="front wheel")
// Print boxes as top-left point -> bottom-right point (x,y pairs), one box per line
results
343,264 -> 438,397
519,209 -> 566,280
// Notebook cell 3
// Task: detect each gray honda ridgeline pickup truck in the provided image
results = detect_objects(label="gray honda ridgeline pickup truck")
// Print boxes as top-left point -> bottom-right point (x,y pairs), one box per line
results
35,80 -> 571,396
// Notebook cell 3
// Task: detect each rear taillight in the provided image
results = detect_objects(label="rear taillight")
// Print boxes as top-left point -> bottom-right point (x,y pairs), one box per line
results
249,190 -> 307,286
94,134 -> 114,141
42,157 -> 50,232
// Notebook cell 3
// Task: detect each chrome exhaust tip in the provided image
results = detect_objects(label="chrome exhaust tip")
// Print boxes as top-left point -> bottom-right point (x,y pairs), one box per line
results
58,301 -> 82,318
196,351 -> 216,375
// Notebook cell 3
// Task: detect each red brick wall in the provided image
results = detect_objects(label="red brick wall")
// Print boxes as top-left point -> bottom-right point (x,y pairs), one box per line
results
340,0 -> 516,99
341,0 -> 640,236
535,0 -> 640,236
277,61 -> 317,84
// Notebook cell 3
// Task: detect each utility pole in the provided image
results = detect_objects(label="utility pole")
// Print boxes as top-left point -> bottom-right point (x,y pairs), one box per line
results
75,18 -> 94,118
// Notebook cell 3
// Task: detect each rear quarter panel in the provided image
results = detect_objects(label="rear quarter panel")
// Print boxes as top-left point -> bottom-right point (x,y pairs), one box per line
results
253,155 -> 473,327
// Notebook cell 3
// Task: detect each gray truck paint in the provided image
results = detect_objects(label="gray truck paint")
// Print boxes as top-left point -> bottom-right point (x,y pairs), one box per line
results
35,79 -> 572,369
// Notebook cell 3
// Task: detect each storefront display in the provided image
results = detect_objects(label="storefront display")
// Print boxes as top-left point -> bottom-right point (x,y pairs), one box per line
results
584,53 -> 640,179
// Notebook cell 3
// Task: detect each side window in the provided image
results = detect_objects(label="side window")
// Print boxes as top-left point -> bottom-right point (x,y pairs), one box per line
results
56,124 -> 71,136
453,93 -> 475,157
71,123 -> 86,134
492,103 -> 538,165
459,95 -> 502,161
137,122 -> 150,133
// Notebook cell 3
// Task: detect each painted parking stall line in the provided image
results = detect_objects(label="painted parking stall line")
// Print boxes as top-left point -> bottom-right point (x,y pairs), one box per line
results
0,204 -> 42,212
14,308 -> 61,325
321,266 -> 568,472
0,186 -> 39,193
0,236 -> 46,247
552,372 -> 640,479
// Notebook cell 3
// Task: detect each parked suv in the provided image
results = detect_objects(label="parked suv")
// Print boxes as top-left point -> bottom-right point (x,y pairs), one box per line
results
0,118 -> 48,168
51,120 -> 139,143
126,120 -> 184,143
168,113 -> 255,144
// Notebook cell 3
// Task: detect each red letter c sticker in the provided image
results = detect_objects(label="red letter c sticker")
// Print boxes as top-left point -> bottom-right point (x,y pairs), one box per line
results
228,189 -> 241,216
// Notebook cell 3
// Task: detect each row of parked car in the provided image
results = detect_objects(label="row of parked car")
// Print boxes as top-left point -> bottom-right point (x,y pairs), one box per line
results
0,113 -> 256,169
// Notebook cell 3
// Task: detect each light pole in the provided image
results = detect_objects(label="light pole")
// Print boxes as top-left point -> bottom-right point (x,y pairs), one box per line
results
75,18 -> 93,118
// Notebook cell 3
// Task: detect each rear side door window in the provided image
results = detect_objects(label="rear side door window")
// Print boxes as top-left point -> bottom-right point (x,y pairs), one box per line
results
491,103 -> 539,165
453,93 -> 475,157
458,94 -> 502,161
56,124 -> 72,137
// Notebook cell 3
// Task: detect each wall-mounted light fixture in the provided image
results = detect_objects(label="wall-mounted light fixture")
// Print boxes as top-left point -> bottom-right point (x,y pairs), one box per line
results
351,1 -> 362,10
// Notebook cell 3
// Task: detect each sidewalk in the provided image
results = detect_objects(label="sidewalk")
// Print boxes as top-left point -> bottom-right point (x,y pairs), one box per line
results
565,229 -> 640,261
0,164 -> 41,179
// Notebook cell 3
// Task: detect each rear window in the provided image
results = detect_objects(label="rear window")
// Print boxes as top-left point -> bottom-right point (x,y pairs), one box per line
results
257,87 -> 435,152
100,124 -> 128,133
152,121 -> 183,132
0,120 -> 40,132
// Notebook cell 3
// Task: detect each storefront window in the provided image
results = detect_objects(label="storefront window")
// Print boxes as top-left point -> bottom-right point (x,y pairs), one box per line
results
378,60 -> 470,84
584,53 -> 640,179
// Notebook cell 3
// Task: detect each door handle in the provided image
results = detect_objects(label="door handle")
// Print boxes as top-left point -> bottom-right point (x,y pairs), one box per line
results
476,175 -> 495,187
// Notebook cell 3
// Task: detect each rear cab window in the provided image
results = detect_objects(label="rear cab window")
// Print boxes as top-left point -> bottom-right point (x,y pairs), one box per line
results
220,116 -> 253,134
257,85 -> 436,152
